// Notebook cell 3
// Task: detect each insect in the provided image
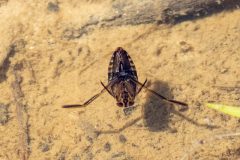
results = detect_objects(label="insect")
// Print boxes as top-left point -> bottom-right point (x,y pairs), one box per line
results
63,47 -> 188,109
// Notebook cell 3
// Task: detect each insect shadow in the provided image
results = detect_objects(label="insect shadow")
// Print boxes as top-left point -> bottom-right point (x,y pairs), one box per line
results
143,80 -> 173,132
143,80 -> 218,132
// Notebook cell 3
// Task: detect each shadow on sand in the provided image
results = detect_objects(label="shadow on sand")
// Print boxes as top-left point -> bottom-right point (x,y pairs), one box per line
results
143,80 -> 218,132
142,80 -> 173,132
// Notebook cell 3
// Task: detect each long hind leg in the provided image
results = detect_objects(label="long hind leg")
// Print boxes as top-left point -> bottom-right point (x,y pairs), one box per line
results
130,78 -> 188,107
62,88 -> 107,108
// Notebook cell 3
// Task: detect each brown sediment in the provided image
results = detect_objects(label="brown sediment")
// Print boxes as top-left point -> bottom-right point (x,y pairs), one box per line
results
11,67 -> 30,160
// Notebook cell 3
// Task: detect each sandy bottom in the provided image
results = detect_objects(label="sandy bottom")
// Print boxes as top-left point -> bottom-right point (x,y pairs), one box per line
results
0,1 -> 240,160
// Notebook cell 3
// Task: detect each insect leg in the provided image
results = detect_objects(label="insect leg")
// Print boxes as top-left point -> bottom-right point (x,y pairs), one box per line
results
100,81 -> 114,97
130,78 -> 188,107
136,79 -> 147,94
62,88 -> 106,108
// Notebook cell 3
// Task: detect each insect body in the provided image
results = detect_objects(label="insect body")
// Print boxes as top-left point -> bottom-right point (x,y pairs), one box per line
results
63,47 -> 188,109
107,47 -> 138,107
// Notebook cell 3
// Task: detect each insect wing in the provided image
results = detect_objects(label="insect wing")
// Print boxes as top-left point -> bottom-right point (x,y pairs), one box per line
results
108,48 -> 138,82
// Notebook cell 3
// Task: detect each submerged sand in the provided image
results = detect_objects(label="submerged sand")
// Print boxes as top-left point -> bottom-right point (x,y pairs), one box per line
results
0,1 -> 240,160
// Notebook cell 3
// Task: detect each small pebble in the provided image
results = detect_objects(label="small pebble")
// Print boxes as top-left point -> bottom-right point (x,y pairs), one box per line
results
199,140 -> 205,144
179,41 -> 186,45
169,128 -> 177,133
220,68 -> 228,74
86,136 -> 93,144
47,2 -> 59,12
62,29 -> 73,40
179,41 -> 193,53
40,144 -> 49,152
132,143 -> 139,147
193,25 -> 200,31
195,101 -> 201,107
119,134 -> 127,143
104,142 -> 111,152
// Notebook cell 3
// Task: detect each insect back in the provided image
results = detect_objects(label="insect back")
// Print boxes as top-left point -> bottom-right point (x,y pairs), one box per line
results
108,47 -> 138,81
107,47 -> 138,107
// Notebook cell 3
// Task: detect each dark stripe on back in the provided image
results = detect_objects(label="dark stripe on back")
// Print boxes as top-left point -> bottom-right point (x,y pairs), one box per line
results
108,48 -> 138,82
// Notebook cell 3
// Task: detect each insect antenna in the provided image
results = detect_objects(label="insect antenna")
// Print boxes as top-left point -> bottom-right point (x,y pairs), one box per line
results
130,78 -> 188,107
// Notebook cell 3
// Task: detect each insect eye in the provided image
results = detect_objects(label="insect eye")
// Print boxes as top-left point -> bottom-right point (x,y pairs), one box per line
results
117,102 -> 123,107
129,101 -> 134,106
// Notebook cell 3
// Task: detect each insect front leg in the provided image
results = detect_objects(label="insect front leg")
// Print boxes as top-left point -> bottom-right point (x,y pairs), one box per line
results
100,81 -> 114,97
136,79 -> 147,94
